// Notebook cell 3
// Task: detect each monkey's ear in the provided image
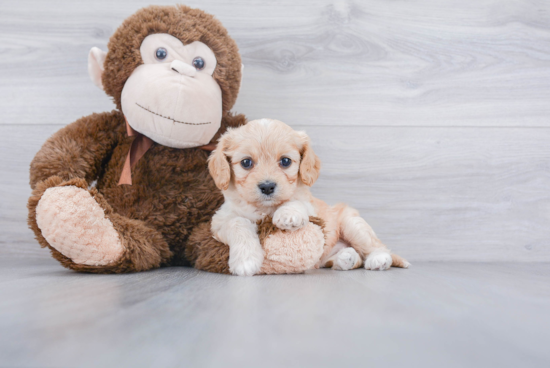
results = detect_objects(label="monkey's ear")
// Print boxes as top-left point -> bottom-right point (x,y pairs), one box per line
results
208,132 -> 233,191
88,47 -> 107,90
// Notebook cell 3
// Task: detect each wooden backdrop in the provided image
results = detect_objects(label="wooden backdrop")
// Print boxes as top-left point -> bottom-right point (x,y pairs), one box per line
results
1,0 -> 549,262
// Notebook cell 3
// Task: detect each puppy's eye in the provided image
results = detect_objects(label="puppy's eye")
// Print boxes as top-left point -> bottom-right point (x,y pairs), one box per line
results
193,57 -> 205,70
241,158 -> 254,169
155,47 -> 168,60
280,157 -> 292,168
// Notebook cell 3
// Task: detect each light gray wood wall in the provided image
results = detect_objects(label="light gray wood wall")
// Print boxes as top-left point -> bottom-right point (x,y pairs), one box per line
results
1,0 -> 549,261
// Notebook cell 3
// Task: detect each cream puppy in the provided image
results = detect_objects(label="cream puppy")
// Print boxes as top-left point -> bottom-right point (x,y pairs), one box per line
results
209,119 -> 409,276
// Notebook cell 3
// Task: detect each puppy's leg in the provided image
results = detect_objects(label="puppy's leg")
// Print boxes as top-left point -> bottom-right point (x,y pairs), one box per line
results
215,217 -> 264,276
273,200 -> 313,231
338,205 -> 405,271
323,245 -> 362,271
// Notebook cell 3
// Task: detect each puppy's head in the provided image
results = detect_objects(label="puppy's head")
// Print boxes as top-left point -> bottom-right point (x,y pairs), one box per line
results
208,119 -> 321,207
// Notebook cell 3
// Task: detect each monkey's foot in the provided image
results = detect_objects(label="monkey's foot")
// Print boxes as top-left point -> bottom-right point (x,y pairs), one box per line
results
36,186 -> 124,266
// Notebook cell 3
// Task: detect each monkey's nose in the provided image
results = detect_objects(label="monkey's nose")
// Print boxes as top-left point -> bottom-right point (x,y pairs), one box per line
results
170,60 -> 196,77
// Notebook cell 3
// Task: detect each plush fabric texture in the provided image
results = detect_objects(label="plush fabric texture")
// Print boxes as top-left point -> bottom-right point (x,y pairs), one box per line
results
102,5 -> 242,113
258,217 -> 325,275
186,221 -> 231,274
28,110 -> 246,273
88,47 -> 106,89
186,216 -> 326,275
121,34 -> 223,149
27,5 -> 248,274
36,186 -> 124,266
121,64 -> 223,148
28,176 -> 173,273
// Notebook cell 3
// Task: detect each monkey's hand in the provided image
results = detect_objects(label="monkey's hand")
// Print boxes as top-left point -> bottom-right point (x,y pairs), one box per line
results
30,111 -> 122,189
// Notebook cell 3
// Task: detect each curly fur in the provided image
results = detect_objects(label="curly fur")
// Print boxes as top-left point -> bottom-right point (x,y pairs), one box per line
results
200,119 -> 410,275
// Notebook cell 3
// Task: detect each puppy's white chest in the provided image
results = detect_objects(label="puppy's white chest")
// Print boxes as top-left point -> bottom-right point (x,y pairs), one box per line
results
252,207 -> 276,222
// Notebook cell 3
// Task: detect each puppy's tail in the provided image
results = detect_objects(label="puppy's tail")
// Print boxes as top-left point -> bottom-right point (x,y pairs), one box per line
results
391,254 -> 411,268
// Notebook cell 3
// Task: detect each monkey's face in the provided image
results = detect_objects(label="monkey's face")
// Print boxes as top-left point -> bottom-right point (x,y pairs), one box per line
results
120,34 -> 222,149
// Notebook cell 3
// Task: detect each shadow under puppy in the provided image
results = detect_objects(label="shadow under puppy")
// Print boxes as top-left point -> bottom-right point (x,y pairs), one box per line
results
202,118 -> 409,276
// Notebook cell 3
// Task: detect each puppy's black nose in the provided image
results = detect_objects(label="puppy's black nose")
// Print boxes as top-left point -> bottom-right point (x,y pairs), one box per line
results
258,182 -> 277,195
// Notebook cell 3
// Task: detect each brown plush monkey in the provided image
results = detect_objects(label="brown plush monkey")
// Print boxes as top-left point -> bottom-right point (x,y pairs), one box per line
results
27,5 -> 247,273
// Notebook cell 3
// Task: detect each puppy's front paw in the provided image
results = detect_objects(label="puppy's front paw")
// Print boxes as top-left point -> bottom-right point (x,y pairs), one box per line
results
229,245 -> 264,276
230,258 -> 262,276
273,207 -> 308,231
364,251 -> 392,271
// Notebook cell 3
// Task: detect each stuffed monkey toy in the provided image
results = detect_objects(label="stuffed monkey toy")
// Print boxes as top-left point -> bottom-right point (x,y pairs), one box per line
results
28,5 -> 325,275
27,5 -> 247,273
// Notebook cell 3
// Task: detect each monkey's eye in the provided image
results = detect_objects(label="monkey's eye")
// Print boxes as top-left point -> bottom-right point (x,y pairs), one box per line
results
193,57 -> 205,70
241,158 -> 254,170
155,47 -> 168,60
280,157 -> 292,168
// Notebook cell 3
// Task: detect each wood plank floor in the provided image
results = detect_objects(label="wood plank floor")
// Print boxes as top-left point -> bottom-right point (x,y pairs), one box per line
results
1,2 -> 549,366
0,258 -> 548,367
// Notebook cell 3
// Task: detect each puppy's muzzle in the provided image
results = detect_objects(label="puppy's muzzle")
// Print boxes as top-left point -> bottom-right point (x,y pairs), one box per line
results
258,181 -> 277,195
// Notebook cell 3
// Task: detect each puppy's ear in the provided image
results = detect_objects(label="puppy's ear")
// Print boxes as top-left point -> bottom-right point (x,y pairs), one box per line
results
208,132 -> 233,191
298,132 -> 321,186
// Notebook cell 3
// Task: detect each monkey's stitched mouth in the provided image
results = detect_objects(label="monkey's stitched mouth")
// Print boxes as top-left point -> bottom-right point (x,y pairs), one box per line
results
136,103 -> 211,126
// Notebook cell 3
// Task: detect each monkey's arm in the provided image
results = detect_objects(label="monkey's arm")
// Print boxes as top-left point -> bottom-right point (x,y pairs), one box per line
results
30,111 -> 124,189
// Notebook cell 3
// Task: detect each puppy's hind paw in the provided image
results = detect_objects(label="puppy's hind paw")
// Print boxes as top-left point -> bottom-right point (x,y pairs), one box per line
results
364,251 -> 392,271
333,248 -> 361,271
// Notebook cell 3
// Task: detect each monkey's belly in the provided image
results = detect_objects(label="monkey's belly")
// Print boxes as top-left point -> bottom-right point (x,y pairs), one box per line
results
97,143 -> 223,246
